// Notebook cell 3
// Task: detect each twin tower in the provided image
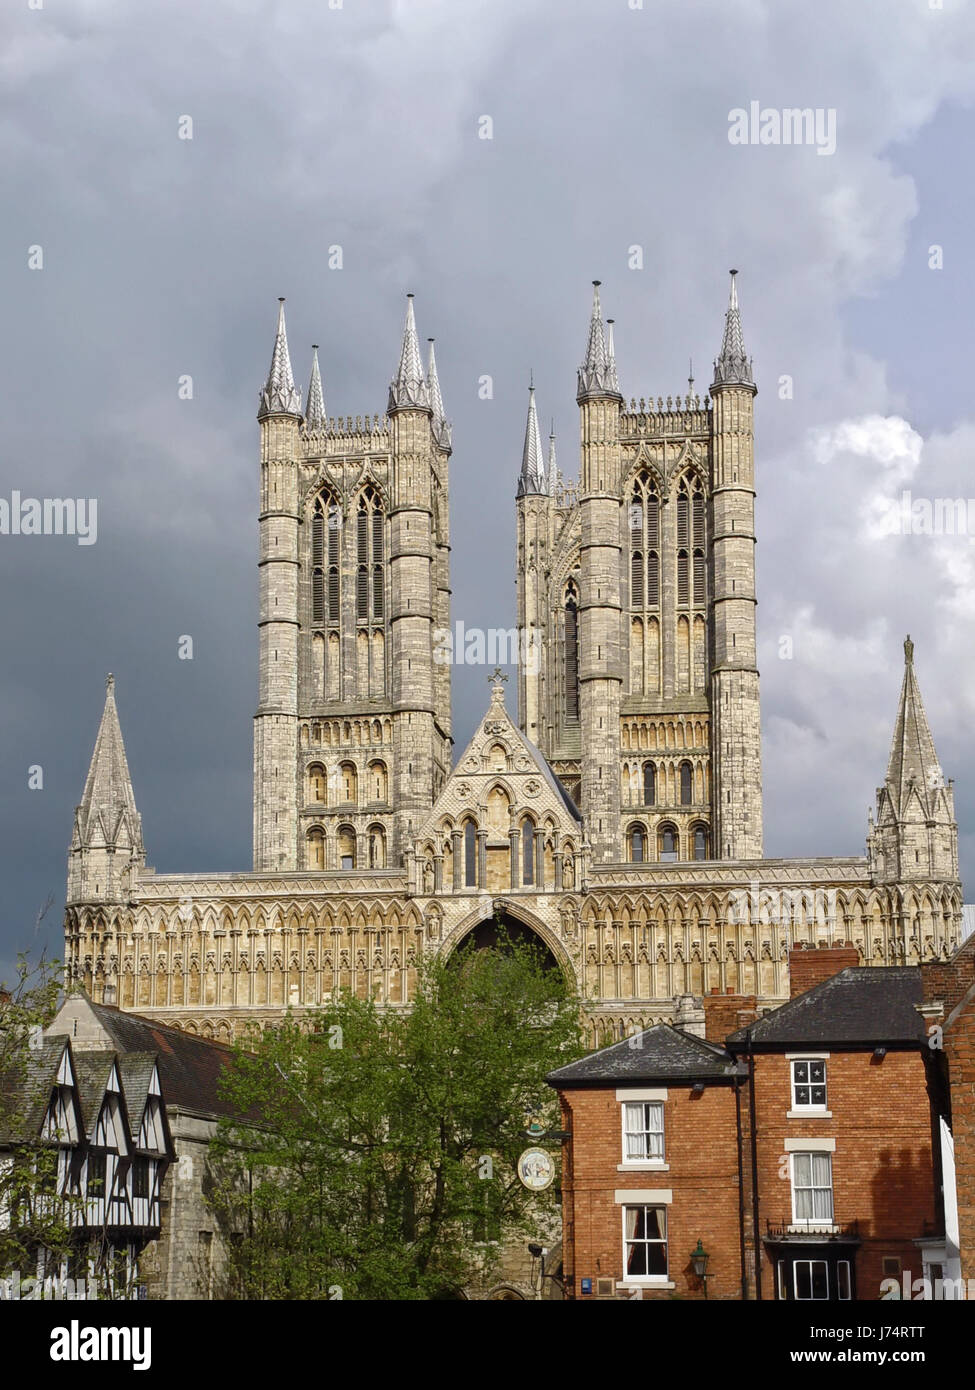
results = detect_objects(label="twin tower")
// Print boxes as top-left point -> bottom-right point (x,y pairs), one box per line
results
251,275 -> 762,876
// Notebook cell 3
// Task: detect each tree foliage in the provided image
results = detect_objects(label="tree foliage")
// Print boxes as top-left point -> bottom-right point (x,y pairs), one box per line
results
209,930 -> 583,1299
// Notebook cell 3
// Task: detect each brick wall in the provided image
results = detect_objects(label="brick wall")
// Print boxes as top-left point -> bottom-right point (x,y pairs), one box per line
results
945,989 -> 975,1282
702,991 -> 758,1044
750,1049 -> 935,1300
789,944 -> 860,999
558,1082 -> 744,1300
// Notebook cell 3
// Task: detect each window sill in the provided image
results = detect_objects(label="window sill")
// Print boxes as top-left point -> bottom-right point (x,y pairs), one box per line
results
618,1280 -> 675,1291
617,1162 -> 669,1172
787,1110 -> 832,1120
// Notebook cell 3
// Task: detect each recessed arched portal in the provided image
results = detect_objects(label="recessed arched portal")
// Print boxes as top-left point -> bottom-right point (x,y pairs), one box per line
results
444,903 -> 573,986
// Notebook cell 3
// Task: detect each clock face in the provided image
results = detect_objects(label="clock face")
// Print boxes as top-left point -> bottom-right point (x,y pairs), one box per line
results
517,1147 -> 555,1191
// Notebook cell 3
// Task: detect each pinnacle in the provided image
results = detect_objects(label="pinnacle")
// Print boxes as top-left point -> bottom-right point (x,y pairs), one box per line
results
712,270 -> 754,390
77,677 -> 143,850
517,384 -> 546,496
426,337 -> 451,449
388,294 -> 431,413
577,280 -> 622,403
258,298 -> 302,419
304,345 -> 326,432
883,636 -> 944,819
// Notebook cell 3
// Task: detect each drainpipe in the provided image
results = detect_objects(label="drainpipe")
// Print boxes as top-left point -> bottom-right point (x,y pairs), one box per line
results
747,1029 -> 762,1301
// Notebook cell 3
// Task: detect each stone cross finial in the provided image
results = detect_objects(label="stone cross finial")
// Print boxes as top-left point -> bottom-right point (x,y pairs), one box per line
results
489,668 -> 508,700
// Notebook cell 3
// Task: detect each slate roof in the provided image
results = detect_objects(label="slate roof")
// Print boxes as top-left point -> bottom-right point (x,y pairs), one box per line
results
116,1054 -> 157,1143
71,1051 -> 119,1138
80,1001 -> 246,1121
0,1038 -> 73,1144
725,967 -> 925,1050
546,1024 -> 744,1088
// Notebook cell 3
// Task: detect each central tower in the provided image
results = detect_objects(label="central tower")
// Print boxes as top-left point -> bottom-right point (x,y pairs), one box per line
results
253,295 -> 453,874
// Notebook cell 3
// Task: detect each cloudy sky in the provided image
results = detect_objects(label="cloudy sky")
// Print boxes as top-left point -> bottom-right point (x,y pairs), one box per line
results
3,0 -> 975,980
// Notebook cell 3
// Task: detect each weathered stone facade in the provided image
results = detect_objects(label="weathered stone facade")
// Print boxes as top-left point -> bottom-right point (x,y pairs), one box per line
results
64,280 -> 963,1043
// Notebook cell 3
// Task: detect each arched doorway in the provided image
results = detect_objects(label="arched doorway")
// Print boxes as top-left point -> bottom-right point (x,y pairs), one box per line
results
449,909 -> 563,977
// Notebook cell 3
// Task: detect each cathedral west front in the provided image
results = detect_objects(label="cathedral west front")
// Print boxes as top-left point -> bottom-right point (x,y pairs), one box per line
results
64,278 -> 963,1042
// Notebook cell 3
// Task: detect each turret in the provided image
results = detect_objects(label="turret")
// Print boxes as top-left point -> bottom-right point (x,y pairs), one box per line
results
576,282 -> 624,862
427,337 -> 453,757
516,384 -> 553,744
869,636 -> 958,882
67,676 -> 144,904
387,295 -> 440,851
254,298 -> 302,870
709,271 -> 762,859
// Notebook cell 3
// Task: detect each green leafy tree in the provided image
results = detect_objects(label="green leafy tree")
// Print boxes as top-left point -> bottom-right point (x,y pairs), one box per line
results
209,929 -> 583,1299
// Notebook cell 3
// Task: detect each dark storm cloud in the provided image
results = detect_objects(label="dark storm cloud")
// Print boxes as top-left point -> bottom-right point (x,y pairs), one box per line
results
3,0 -> 975,977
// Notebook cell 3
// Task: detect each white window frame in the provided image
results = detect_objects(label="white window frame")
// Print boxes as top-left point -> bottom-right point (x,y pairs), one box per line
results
790,1151 -> 834,1228
621,1101 -> 665,1165
790,1057 -> 828,1113
621,1204 -> 669,1285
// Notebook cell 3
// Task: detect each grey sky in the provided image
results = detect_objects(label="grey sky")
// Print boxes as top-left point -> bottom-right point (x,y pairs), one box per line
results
3,0 -> 975,980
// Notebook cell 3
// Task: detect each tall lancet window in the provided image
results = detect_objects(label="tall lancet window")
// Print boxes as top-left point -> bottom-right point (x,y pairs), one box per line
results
464,820 -> 477,888
312,492 -> 341,626
522,819 -> 535,885
563,579 -> 580,721
677,475 -> 707,610
355,487 -> 385,623
692,490 -> 706,607
327,501 -> 340,623
630,473 -> 660,610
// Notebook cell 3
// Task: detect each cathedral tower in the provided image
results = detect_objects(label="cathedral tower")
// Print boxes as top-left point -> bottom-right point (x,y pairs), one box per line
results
517,276 -> 762,865
253,294 -> 452,874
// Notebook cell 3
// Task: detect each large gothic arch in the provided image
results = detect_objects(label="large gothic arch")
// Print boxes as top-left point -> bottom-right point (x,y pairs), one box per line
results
441,899 -> 577,988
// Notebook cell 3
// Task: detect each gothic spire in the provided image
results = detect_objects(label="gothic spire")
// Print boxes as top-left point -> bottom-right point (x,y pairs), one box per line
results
577,281 -> 621,402
76,675 -> 143,851
547,421 -> 557,496
258,298 -> 301,419
712,270 -> 754,390
388,294 -> 431,413
304,345 -> 326,432
883,635 -> 945,819
517,384 -> 546,497
426,338 -> 451,450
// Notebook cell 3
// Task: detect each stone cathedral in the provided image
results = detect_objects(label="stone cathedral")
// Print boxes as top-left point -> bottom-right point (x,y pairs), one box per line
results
64,279 -> 963,1042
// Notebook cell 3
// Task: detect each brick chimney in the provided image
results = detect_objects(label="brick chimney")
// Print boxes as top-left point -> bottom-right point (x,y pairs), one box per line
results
702,989 -> 758,1044
789,943 -> 860,999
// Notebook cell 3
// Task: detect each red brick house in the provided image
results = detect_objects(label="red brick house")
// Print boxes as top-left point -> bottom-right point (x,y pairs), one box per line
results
725,954 -> 940,1301
548,1025 -> 748,1299
550,947 -> 944,1301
